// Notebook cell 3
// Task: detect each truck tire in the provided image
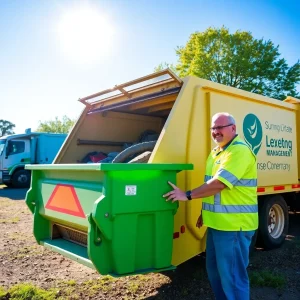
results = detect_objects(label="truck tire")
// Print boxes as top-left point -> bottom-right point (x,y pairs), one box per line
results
257,195 -> 289,250
112,141 -> 156,163
12,170 -> 31,188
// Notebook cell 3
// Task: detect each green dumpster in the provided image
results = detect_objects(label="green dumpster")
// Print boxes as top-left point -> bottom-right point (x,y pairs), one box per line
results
25,163 -> 192,276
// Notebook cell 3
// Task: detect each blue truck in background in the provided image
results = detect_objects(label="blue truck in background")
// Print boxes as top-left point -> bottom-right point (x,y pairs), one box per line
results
0,129 -> 67,188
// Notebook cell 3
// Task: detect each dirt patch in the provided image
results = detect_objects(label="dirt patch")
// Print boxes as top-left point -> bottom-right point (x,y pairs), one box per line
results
0,187 -> 300,299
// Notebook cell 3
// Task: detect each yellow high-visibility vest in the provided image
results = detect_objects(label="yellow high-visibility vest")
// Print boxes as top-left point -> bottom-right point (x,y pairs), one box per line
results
202,135 -> 258,231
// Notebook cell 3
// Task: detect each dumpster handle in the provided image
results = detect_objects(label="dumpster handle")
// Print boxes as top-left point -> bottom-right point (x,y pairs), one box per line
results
88,214 -> 102,246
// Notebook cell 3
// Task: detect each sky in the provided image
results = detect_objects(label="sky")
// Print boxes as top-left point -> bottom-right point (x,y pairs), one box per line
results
0,0 -> 299,134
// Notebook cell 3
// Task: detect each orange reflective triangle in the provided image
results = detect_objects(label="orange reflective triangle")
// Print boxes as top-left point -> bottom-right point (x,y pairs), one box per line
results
45,184 -> 85,218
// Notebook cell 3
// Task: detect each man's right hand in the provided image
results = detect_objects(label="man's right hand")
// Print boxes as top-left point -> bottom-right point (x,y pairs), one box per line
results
196,214 -> 203,228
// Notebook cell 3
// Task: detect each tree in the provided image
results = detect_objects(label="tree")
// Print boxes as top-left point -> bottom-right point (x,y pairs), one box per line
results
161,27 -> 300,100
36,115 -> 75,134
0,120 -> 15,136
154,62 -> 177,74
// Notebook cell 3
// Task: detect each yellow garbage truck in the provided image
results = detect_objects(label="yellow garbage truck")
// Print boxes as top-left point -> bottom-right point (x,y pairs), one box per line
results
26,69 -> 300,276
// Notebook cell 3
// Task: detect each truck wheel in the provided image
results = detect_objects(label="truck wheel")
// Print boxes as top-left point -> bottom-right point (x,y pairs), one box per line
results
258,195 -> 289,249
12,170 -> 31,188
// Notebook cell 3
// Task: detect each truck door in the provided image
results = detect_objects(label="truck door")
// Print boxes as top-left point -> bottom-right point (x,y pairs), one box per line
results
0,139 -> 6,182
5,139 -> 31,169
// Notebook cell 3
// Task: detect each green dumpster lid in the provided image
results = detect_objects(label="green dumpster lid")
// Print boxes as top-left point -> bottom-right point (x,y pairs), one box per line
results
26,163 -> 193,171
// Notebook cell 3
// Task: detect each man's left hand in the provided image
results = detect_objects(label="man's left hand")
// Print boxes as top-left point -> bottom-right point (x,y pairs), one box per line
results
163,181 -> 188,202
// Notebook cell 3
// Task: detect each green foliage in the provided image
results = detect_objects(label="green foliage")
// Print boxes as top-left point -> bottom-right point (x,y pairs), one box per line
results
0,119 -> 15,137
249,270 -> 286,289
64,280 -> 76,286
154,62 -> 177,74
36,115 -> 75,134
158,26 -> 300,100
0,283 -> 57,300
82,276 -> 116,296
0,286 -> 7,298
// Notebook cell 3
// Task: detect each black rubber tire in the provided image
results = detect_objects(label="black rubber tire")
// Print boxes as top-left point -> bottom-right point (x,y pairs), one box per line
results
12,170 -> 31,188
257,195 -> 289,250
112,141 -> 156,163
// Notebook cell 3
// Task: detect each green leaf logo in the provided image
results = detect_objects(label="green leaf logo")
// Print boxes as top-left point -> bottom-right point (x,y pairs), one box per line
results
243,114 -> 263,155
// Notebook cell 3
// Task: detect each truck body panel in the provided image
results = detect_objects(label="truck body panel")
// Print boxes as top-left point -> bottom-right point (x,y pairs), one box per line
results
36,133 -> 67,164
25,69 -> 300,275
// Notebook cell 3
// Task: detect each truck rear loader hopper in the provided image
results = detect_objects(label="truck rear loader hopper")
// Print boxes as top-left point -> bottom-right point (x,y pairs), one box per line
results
26,69 -> 300,276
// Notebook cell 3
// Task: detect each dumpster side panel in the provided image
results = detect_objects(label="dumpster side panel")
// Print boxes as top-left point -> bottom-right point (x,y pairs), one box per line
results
26,168 -> 105,240
109,170 -> 178,214
26,163 -> 191,276
88,169 -> 179,275
26,170 -> 51,243
39,179 -> 103,229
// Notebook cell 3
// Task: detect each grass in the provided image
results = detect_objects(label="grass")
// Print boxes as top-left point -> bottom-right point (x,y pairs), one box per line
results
0,286 -> 6,298
80,276 -> 116,297
293,238 -> 300,249
0,275 -> 148,300
0,247 -> 44,261
134,274 -> 149,282
249,270 -> 286,289
63,280 -> 76,286
127,282 -> 139,293
82,275 -> 116,287
58,286 -> 77,298
11,245 -> 43,259
14,251 -> 43,259
0,217 -> 20,224
0,283 -> 57,300
8,232 -> 32,241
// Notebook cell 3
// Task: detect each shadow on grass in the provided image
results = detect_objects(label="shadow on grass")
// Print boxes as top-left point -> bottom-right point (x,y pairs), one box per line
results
145,254 -> 214,300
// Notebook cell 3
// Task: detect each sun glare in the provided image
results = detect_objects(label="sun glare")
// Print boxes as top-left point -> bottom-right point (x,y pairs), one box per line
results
57,5 -> 115,65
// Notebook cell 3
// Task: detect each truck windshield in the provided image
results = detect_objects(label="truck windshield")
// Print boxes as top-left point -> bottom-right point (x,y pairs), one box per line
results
0,140 -> 6,156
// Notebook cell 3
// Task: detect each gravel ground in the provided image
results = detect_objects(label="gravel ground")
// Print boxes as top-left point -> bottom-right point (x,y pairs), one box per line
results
0,186 -> 300,299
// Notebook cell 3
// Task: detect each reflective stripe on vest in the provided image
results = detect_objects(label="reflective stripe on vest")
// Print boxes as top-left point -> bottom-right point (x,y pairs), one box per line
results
202,136 -> 258,230
204,173 -> 257,187
203,165 -> 257,213
203,192 -> 258,213
202,202 -> 258,213
232,141 -> 247,146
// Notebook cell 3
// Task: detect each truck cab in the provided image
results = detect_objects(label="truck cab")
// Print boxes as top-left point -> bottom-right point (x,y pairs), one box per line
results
0,134 -> 32,187
0,130 -> 67,188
